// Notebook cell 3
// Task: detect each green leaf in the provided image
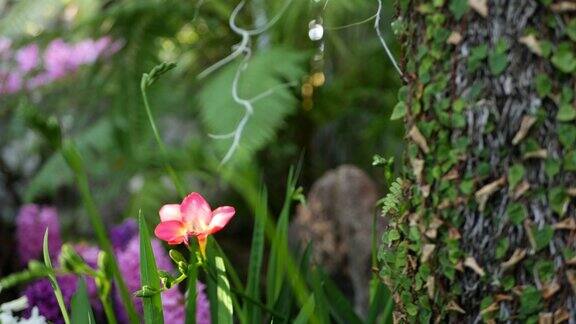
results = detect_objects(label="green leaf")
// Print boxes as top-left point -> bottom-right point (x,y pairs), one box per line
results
390,101 -> 407,120
138,213 -> 164,324
449,0 -> 469,20
185,253 -> 198,324
567,19 -> 576,41
558,124 -> 576,147
215,256 -> 233,324
245,188 -> 267,323
508,164 -> 525,190
535,74 -> 552,97
488,57 -> 508,75
519,286 -> 542,317
551,46 -> 576,73
71,278 -> 96,324
495,238 -> 509,259
43,230 -> 71,324
293,294 -> 315,324
468,44 -> 488,72
564,150 -> 576,171
557,104 -> 576,121
533,225 -> 554,252
506,203 -> 527,226
549,187 -> 569,216
545,159 -> 560,178
199,48 -> 307,162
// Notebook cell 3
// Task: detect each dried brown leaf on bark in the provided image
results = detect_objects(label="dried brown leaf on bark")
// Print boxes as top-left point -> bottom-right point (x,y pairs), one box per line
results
512,116 -> 536,145
512,180 -> 530,200
421,244 -> 436,263
554,308 -> 571,323
464,256 -> 486,277
553,218 -> 576,230
446,301 -> 466,314
408,125 -> 430,154
411,158 -> 424,183
426,276 -> 435,299
474,176 -> 506,211
469,0 -> 488,17
539,313 -> 553,324
551,2 -> 576,12
541,281 -> 560,299
523,149 -> 548,160
567,270 -> 576,294
501,249 -> 527,271
447,31 -> 462,45
519,35 -> 542,56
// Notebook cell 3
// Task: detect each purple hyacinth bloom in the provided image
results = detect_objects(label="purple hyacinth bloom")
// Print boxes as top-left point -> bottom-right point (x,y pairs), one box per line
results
16,204 -> 62,266
16,44 -> 39,73
114,235 -> 211,324
110,218 -> 138,250
24,275 -> 77,324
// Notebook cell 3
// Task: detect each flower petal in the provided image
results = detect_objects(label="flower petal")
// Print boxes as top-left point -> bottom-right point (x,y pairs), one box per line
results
180,192 -> 212,227
154,221 -> 187,245
159,204 -> 182,222
208,206 -> 235,234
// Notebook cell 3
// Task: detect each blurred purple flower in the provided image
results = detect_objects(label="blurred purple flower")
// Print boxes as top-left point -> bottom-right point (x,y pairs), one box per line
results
16,44 -> 39,73
16,204 -> 62,266
110,218 -> 138,250
114,232 -> 211,324
24,275 -> 77,324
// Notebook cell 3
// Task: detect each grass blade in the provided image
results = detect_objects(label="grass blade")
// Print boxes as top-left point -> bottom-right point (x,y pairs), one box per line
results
215,256 -> 233,324
71,277 -> 96,324
266,167 -> 296,306
293,294 -> 315,324
321,271 -> 363,324
61,142 -> 139,323
310,268 -> 329,323
43,229 -> 70,324
138,212 -> 164,324
245,187 -> 267,323
185,251 -> 198,324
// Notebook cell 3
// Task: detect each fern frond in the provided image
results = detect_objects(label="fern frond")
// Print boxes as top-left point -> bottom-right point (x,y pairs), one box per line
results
379,177 -> 403,217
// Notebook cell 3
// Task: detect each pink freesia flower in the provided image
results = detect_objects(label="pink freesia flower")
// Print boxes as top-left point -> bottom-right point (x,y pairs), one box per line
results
154,192 -> 235,256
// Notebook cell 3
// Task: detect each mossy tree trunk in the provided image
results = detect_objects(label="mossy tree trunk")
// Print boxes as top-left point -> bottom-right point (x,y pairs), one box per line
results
381,0 -> 576,322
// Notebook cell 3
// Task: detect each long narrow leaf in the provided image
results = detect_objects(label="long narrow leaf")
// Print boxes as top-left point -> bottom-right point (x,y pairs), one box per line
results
266,167 -> 297,306
245,187 -> 267,323
43,229 -> 70,324
215,256 -> 233,324
322,272 -> 363,324
61,142 -> 139,323
138,213 -> 164,324
310,268 -> 329,323
367,280 -> 386,324
185,252 -> 198,324
71,278 -> 96,324
293,294 -> 315,324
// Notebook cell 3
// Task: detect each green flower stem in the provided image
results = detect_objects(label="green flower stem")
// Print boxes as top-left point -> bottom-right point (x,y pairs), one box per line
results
140,76 -> 186,198
101,295 -> 118,324
61,142 -> 139,324
43,230 -> 70,324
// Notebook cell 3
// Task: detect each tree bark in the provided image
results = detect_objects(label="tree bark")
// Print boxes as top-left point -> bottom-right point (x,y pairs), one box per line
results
381,0 -> 576,322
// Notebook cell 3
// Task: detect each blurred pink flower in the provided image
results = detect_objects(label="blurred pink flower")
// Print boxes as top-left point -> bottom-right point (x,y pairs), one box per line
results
16,44 -> 39,73
154,193 -> 235,256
